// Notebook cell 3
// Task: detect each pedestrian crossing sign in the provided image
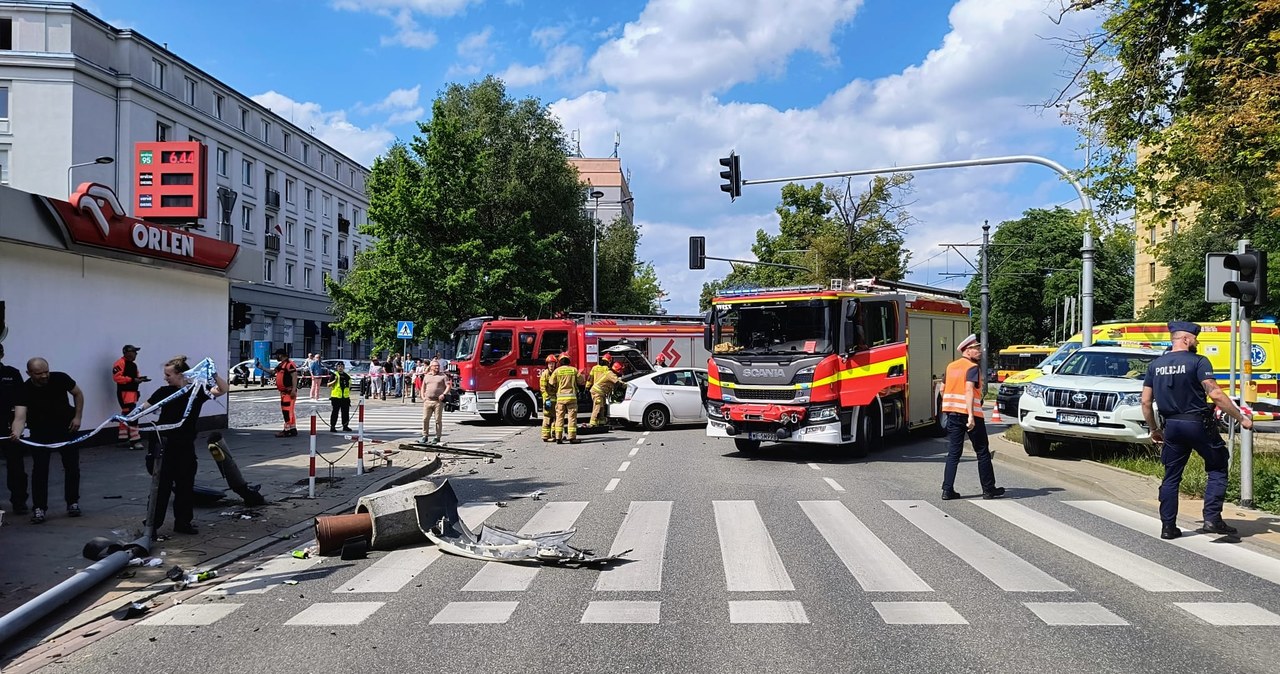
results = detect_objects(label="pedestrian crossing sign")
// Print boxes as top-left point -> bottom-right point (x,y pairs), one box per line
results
396,321 -> 414,339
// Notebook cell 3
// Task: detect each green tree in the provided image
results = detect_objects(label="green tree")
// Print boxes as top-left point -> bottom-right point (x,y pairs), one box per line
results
699,175 -> 914,309
1057,0 -> 1280,318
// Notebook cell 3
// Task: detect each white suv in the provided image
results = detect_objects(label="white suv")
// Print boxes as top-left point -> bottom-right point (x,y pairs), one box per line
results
1017,346 -> 1164,455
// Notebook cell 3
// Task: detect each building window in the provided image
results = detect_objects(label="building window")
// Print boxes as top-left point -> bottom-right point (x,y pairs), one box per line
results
285,219 -> 295,245
285,179 -> 295,204
216,148 -> 228,177
338,200 -> 346,219
304,267 -> 313,291
322,232 -> 330,255
1148,299 -> 1156,311
263,120 -> 271,145
1170,217 -> 1178,237
283,132 -> 291,154
302,143 -> 310,163
1,85 -> 10,118
184,77 -> 197,105
214,93 -> 224,119
322,195 -> 330,217
156,121 -> 170,142
152,59 -> 166,89
1149,225 -> 1157,246
320,152 -> 327,173
241,205 -> 253,232
285,262 -> 294,287
304,227 -> 314,251
0,18 -> 11,50
1149,262 -> 1156,283
264,257 -> 275,283
240,108 -> 249,132
304,187 -> 313,211
338,240 -> 346,258
264,214 -> 275,237
349,168 -> 355,188
0,148 -> 9,185
242,159 -> 254,186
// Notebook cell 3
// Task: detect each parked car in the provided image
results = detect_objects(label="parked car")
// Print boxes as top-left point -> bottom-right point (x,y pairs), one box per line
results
229,358 -> 277,386
321,359 -> 370,388
610,367 -> 709,431
1017,346 -> 1163,456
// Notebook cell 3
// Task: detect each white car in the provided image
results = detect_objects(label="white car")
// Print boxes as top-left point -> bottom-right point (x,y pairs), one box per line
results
610,367 -> 709,430
1017,346 -> 1163,455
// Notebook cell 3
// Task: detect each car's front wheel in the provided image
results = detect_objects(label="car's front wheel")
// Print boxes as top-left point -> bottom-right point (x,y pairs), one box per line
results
1022,429 -> 1050,456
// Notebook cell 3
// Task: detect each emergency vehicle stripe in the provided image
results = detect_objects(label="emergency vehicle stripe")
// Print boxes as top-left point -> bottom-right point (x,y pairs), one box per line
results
972,501 -> 1219,592
713,501 -> 795,591
595,501 -> 673,592
707,355 -> 907,390
799,500 -> 933,592
886,500 -> 1073,592
461,501 -> 589,592
1066,501 -> 1280,586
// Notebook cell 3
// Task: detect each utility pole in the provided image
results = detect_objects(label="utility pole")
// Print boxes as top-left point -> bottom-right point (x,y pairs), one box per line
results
980,221 -> 990,385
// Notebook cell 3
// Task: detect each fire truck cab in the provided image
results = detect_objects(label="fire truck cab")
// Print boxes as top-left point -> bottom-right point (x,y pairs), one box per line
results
704,281 -> 971,456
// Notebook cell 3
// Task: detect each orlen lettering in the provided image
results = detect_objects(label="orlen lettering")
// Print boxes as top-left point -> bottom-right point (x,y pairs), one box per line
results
131,223 -> 194,257
743,367 -> 786,378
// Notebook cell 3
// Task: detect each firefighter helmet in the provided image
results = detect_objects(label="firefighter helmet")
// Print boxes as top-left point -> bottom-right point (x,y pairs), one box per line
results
545,354 -> 558,367
611,361 -> 625,373
559,354 -> 572,365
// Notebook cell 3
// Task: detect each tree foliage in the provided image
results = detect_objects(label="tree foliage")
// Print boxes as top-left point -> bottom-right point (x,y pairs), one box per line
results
327,77 -> 662,352
699,176 -> 914,309
963,208 -> 1135,350
1057,0 -> 1280,318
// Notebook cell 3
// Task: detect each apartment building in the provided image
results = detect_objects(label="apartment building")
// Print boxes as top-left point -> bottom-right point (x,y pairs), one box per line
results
0,1 -> 372,360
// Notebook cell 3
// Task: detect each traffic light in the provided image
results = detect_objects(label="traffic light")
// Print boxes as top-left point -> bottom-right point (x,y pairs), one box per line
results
719,151 -> 741,200
1223,248 -> 1268,306
230,302 -> 253,330
689,236 -> 706,270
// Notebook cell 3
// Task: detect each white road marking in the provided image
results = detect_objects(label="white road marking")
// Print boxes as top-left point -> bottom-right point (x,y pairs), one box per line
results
636,437 -> 646,444
1024,602 -> 1129,626
462,501 -> 589,592
643,431 -> 651,436
972,500 -> 1219,593
285,602 -> 384,625
1173,602 -> 1280,626
581,601 -> 662,624
823,478 -> 846,492
596,501 -> 673,592
873,602 -> 968,625
618,461 -> 631,472
713,501 -> 795,591
629,447 -> 640,457
430,601 -> 520,624
807,462 -> 821,470
799,500 -> 932,592
887,500 -> 1072,592
334,546 -> 440,594
605,478 -> 621,492
139,604 -> 242,626
728,601 -> 809,624
206,553 -> 323,596
1066,500 -> 1280,586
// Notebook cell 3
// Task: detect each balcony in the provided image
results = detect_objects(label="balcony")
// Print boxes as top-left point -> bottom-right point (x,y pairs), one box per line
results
337,215 -> 351,235
337,256 -> 350,271
264,234 -> 281,252
265,189 -> 281,210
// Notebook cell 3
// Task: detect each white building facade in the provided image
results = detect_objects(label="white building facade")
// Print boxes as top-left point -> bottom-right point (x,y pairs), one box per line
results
0,1 -> 373,361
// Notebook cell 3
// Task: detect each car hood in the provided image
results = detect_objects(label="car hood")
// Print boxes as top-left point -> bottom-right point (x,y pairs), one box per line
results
1004,369 -> 1043,385
1029,374 -> 1144,393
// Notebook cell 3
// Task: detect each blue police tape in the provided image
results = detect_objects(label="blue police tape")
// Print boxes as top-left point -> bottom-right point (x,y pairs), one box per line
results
16,358 -> 222,449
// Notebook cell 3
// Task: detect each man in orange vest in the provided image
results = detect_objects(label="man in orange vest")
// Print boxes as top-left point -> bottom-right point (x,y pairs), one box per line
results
940,334 -> 1003,500
272,348 -> 298,438
111,345 -> 149,450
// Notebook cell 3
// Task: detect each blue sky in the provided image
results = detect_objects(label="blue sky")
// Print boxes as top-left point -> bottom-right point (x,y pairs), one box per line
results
86,0 -> 1102,314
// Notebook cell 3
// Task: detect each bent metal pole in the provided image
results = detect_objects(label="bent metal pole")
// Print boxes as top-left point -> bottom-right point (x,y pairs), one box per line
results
742,154 -> 1098,346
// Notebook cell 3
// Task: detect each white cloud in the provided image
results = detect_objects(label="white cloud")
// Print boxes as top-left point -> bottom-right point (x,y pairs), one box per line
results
251,91 -> 396,167
378,9 -> 438,49
530,25 -> 566,49
458,26 -> 493,57
447,27 -> 495,78
499,43 -> 584,87
332,0 -> 478,16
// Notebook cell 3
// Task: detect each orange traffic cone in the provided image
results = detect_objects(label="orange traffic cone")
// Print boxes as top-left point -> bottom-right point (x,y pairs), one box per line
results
990,406 -> 1004,424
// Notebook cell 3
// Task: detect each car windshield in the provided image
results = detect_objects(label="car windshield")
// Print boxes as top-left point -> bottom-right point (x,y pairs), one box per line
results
346,363 -> 370,374
1056,351 -> 1157,379
453,331 -> 480,361
712,301 -> 835,355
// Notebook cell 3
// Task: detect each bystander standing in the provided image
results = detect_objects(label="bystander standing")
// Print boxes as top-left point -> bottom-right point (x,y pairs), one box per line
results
419,360 -> 451,443
329,361 -> 353,433
9,357 -> 85,523
1,343 -> 27,515
273,348 -> 298,437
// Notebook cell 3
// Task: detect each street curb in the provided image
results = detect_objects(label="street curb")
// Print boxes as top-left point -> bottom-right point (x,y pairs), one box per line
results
36,444 -> 442,642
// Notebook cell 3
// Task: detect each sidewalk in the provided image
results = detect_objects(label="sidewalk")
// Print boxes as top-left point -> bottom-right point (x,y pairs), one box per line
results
989,427 -> 1280,555
0,420 -> 439,653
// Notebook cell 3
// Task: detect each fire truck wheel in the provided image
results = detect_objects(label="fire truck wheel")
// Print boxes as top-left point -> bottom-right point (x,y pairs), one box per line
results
501,393 -> 535,424
858,408 -> 884,454
1022,430 -> 1050,456
642,404 -> 670,431
734,438 -> 760,454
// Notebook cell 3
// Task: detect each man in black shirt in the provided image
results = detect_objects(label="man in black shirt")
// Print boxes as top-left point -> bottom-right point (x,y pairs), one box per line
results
139,355 -> 227,535
1141,321 -> 1253,540
9,357 -> 85,524
1,343 -> 27,514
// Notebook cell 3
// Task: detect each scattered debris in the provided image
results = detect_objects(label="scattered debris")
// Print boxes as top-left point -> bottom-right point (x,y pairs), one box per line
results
112,602 -> 150,621
102,495 -> 122,500
282,579 -> 299,586
144,558 -> 164,567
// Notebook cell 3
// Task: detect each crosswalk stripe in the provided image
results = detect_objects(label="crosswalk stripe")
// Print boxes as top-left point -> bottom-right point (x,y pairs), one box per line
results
581,601 -> 662,623
206,553 -> 323,596
1065,500 -> 1280,587
1024,602 -> 1129,626
1172,602 -> 1280,626
285,601 -> 384,625
799,500 -> 931,592
139,604 -> 243,626
972,501 -> 1219,593
461,501 -> 589,592
595,501 -> 673,592
872,601 -> 967,625
823,477 -> 845,492
728,600 -> 809,624
886,500 -> 1073,592
431,601 -> 519,624
714,501 -> 795,592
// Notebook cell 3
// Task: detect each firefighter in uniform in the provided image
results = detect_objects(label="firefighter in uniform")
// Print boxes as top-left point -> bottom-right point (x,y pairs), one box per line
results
1141,321 -> 1251,539
111,345 -> 148,449
590,361 -> 625,427
940,334 -> 1004,500
586,354 -> 614,427
273,349 -> 298,437
540,354 -> 558,442
551,354 -> 585,444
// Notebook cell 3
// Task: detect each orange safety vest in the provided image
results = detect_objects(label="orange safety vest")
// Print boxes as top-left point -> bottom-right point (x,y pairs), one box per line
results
941,357 -> 984,418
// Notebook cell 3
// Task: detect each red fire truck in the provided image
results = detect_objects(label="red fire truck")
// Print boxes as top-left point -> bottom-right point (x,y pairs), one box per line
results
449,314 -> 709,423
704,280 -> 971,456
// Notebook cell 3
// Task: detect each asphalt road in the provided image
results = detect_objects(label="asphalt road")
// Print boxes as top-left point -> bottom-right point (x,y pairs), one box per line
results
37,422 -> 1280,674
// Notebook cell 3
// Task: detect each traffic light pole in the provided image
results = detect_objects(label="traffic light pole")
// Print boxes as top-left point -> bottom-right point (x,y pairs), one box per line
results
1238,238 -> 1255,508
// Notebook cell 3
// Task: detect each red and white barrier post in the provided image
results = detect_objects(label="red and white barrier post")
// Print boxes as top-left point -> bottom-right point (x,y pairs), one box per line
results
356,401 -> 365,476
308,414 -> 318,498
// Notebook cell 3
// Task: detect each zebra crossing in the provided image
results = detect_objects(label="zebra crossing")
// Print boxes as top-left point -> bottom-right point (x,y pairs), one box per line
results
133,495 -> 1280,631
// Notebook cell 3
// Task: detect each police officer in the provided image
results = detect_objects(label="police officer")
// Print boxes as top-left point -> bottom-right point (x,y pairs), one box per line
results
1141,321 -> 1252,540
940,334 -> 1004,500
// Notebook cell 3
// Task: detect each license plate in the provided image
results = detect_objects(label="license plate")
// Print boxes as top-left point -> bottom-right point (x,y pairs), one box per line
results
748,432 -> 777,441
1056,411 -> 1098,427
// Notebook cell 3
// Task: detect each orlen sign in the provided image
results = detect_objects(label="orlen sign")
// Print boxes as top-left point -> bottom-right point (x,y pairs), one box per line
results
39,183 -> 238,271
133,141 -> 208,220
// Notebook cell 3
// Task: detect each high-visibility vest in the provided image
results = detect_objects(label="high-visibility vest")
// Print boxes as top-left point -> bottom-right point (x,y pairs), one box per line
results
540,369 -> 555,399
592,370 -> 620,396
551,365 -> 581,402
941,357 -> 983,418
330,371 -> 351,400
587,364 -> 610,389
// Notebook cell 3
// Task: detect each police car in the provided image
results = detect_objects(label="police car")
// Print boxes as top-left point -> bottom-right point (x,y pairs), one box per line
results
1017,346 -> 1164,455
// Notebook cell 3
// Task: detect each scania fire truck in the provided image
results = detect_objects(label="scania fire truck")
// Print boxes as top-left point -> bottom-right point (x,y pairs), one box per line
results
449,314 -> 710,424
704,280 -> 971,456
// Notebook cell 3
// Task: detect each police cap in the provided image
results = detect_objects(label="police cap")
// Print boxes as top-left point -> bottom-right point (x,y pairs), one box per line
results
1168,321 -> 1201,336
